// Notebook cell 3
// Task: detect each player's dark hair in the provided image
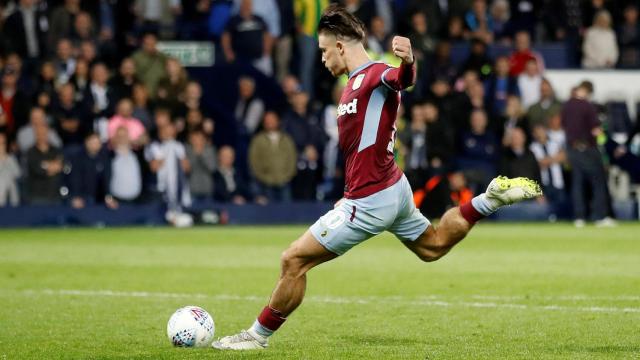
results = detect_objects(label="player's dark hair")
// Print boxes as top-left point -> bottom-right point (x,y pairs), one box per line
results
318,4 -> 366,42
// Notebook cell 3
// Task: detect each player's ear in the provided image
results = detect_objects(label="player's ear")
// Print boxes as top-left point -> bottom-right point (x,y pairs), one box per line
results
336,40 -> 344,55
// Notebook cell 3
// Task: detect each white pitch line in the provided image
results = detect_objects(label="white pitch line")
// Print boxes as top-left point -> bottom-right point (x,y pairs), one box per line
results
13,289 -> 640,314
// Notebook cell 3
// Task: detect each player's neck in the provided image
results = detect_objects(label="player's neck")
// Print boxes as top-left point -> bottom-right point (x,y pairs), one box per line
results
345,47 -> 372,77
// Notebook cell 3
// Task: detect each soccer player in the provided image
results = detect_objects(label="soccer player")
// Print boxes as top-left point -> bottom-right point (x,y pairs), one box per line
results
213,5 -> 542,350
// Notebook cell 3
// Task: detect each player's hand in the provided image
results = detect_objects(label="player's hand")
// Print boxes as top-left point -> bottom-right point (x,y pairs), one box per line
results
392,36 -> 414,65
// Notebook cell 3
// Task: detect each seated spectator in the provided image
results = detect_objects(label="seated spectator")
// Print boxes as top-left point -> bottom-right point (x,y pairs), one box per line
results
530,124 -> 567,216
26,124 -> 64,205
146,121 -> 191,211
547,113 -> 566,147
107,99 -> 147,147
499,126 -> 541,183
526,78 -> 562,132
234,76 -> 264,137
399,103 -> 428,189
424,101 -> 455,175
485,56 -> 519,116
0,132 -> 21,207
185,128 -> 216,201
617,4 -> 640,69
222,0 -> 273,75
460,38 -> 493,81
68,132 -> 111,209
213,145 -> 252,204
457,109 -> 498,193
509,31 -> 544,76
17,107 -> 63,154
69,59 -> 90,103
34,62 -> 57,100
52,83 -> 89,149
108,126 -> 143,206
582,10 -> 619,68
248,111 -> 297,203
517,59 -> 542,109
49,0 -> 83,48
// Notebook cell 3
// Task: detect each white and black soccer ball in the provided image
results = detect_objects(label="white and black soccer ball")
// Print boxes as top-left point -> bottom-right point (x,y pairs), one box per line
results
166,306 -> 215,347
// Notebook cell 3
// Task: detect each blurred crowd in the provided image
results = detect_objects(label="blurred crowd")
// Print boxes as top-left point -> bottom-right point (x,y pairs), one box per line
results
0,0 -> 639,225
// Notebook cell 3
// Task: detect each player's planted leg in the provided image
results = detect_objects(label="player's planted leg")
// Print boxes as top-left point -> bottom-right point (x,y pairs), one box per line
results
404,176 -> 542,261
212,231 -> 337,350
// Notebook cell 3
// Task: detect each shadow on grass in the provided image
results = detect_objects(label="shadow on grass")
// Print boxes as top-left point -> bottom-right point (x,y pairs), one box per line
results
554,344 -> 640,355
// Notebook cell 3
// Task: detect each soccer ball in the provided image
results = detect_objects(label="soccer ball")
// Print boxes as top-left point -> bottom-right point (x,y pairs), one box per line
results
166,306 -> 215,347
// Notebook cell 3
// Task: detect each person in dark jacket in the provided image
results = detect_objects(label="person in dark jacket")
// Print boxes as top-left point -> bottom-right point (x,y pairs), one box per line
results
499,126 -> 541,183
67,132 -> 111,209
213,145 -> 252,204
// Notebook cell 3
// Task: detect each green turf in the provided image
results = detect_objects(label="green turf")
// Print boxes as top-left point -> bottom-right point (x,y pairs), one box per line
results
0,223 -> 639,359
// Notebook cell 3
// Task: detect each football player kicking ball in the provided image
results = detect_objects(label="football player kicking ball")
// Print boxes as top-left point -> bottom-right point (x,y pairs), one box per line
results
213,4 -> 542,350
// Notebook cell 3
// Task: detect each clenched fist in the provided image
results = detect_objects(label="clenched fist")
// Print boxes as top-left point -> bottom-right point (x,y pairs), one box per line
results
392,36 -> 414,65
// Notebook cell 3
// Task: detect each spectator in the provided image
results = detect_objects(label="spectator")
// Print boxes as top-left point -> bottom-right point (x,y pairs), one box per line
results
107,99 -> 147,147
222,0 -> 273,75
69,59 -> 90,102
547,112 -> 566,147
178,108 -> 214,142
25,123 -> 64,205
234,76 -> 265,136
457,109 -> 498,193
176,0 -> 212,40
248,111 -> 297,202
499,126 -> 541,183
408,11 -> 436,78
4,0 -> 48,61
526,78 -> 562,132
147,121 -> 191,211
461,38 -> 493,81
68,132 -> 111,209
509,31 -> 544,76
530,124 -> 567,217
132,32 -> 168,99
501,95 -> 528,146
399,103 -> 428,189
134,0 -> 181,38
48,0 -> 82,49
110,58 -> 139,102
491,0 -> 512,43
517,59 -> 542,109
367,16 -> 390,58
320,82 -> 342,198
509,0 -> 538,38
582,10 -> 619,69
83,62 -> 116,142
293,0 -> 328,97
70,12 -> 98,50
213,145 -> 252,204
0,132 -> 21,207
131,82 -> 154,131
34,61 -> 57,100
282,90 -> 323,154
0,66 -> 32,140
185,128 -> 216,201
424,101 -> 455,175
52,83 -> 89,148
561,83 -> 613,227
53,39 -> 77,86
274,0 -> 295,82
427,41 -> 458,85
156,57 -> 188,107
447,15 -> 466,42
485,56 -> 519,116
617,4 -> 640,69
465,0 -> 494,44
108,126 -> 143,206
17,107 -> 63,154
232,0 -> 281,39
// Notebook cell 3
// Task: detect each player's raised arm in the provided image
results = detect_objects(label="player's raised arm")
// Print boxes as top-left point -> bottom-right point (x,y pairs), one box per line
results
381,36 -> 417,91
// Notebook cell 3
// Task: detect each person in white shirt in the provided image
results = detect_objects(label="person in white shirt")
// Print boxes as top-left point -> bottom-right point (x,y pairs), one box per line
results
582,10 -> 619,68
146,121 -> 191,212
529,124 -> 567,218
517,59 -> 542,110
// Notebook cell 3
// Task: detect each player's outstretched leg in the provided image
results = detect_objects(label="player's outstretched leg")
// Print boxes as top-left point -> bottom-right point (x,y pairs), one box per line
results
212,230 -> 337,350
404,176 -> 542,261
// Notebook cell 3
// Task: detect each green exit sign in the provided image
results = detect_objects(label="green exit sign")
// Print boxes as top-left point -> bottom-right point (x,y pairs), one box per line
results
157,42 -> 215,67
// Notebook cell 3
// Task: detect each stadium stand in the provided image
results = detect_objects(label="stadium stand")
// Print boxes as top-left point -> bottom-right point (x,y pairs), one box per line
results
0,0 -> 639,226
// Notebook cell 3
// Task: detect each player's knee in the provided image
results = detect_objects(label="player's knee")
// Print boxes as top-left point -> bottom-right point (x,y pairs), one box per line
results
416,245 -> 449,263
280,249 -> 304,278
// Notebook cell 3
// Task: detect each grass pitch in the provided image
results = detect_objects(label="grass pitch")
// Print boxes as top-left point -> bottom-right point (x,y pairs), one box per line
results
0,223 -> 639,359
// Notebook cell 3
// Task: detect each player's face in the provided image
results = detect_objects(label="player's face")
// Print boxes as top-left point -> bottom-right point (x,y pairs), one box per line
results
319,33 -> 346,77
